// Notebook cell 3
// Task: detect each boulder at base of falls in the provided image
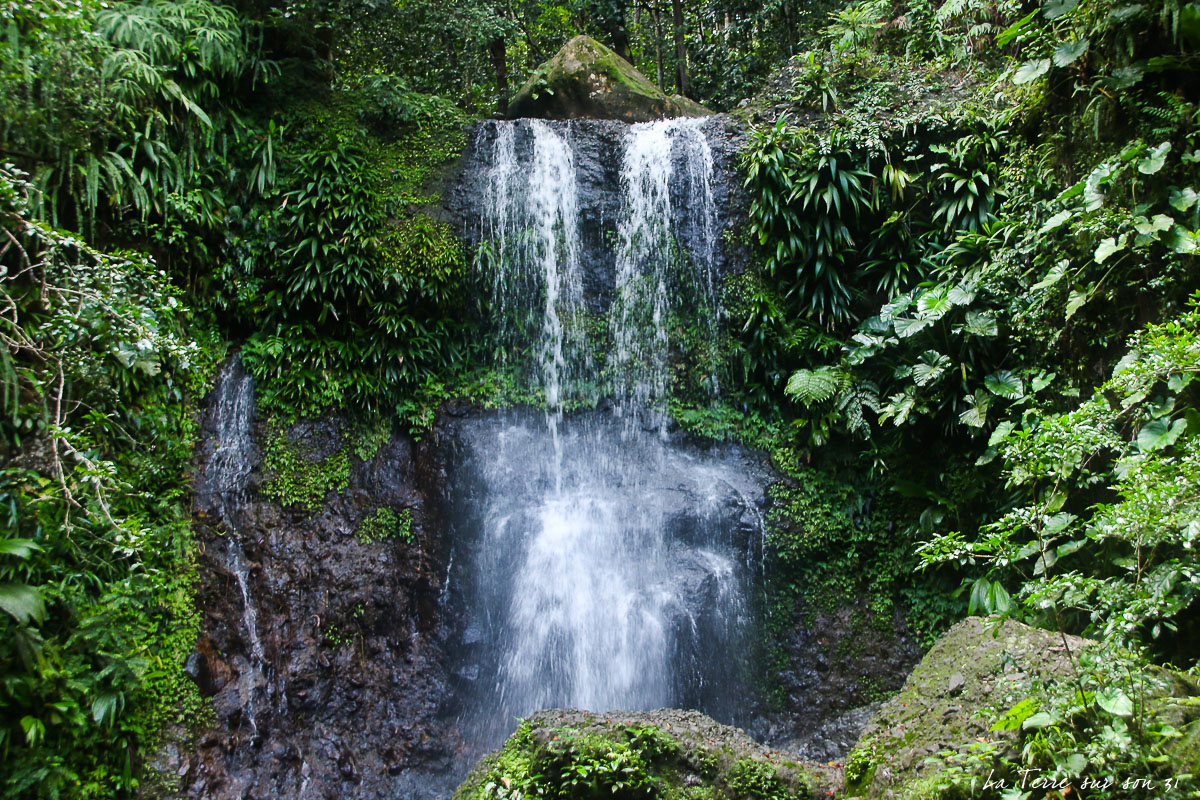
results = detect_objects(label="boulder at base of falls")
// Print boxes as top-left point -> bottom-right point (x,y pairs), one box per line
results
454,709 -> 838,800
842,616 -> 1200,798
508,35 -> 714,122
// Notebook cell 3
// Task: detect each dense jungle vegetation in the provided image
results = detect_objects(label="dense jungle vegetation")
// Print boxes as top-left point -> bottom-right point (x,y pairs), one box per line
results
1,0 -> 1198,796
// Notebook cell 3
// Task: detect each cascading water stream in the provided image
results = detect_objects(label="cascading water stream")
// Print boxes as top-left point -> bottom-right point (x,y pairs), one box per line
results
610,118 -> 723,431
444,116 -> 766,761
195,358 -> 271,736
480,120 -> 587,486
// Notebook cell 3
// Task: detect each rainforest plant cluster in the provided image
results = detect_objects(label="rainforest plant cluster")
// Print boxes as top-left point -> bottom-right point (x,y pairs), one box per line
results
1,0 -> 1199,796
728,0 -> 1200,794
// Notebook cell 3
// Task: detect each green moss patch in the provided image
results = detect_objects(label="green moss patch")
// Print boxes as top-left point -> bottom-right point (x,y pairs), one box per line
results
509,35 -> 713,122
456,709 -> 832,800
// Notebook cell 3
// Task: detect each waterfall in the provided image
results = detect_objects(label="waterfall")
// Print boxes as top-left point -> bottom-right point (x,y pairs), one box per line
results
479,120 -> 588,483
446,116 -> 765,755
195,358 -> 270,737
610,118 -> 722,431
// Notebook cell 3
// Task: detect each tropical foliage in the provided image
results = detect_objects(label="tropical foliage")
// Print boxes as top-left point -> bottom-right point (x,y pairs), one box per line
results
3,0 -> 1200,794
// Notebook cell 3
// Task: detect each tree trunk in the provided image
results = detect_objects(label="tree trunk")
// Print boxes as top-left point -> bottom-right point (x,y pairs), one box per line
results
489,36 -> 509,117
652,5 -> 665,91
672,0 -> 688,97
632,4 -> 641,64
610,17 -> 632,61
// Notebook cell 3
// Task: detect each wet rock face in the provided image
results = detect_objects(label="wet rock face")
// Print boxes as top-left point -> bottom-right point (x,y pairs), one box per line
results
444,115 -> 747,316
170,364 -> 928,799
780,605 -> 921,720
751,602 -> 922,764
508,35 -> 714,122
179,368 -> 459,800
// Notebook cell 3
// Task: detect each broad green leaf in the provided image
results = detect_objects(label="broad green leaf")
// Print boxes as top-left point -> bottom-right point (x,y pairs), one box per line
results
882,390 -> 917,426
1110,4 -> 1145,22
996,10 -> 1037,46
0,582 -> 46,625
963,310 -> 998,337
1013,58 -> 1051,85
92,691 -> 123,726
917,288 -> 951,318
0,539 -> 41,559
1097,689 -> 1134,717
912,351 -> 951,386
968,576 -> 990,615
988,580 -> 1014,612
960,391 -> 990,427
1095,236 -> 1126,263
1168,372 -> 1193,392
1044,512 -> 1077,535
21,716 -> 44,746
893,316 -> 933,338
984,370 -> 1024,399
993,697 -> 1038,731
1169,187 -> 1199,212
1038,209 -> 1073,235
1057,538 -> 1088,558
1052,38 -> 1089,67
1063,753 -> 1088,775
1032,260 -> 1070,291
1134,214 -> 1174,236
1033,548 -> 1058,575
1137,417 -> 1186,451
1044,0 -> 1079,19
1031,372 -> 1055,392
1022,711 -> 1057,729
1163,225 -> 1199,254
988,420 -> 1016,446
947,284 -> 976,306
1110,64 -> 1145,88
1084,163 -> 1113,210
1066,285 -> 1091,319
1137,141 -> 1170,175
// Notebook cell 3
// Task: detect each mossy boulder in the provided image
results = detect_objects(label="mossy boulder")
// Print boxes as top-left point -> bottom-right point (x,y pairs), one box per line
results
844,617 -> 1090,798
455,708 -> 836,799
509,36 -> 714,122
843,617 -> 1200,799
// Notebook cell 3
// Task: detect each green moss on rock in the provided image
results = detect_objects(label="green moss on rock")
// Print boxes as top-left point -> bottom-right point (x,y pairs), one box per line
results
509,36 -> 714,122
845,617 -> 1090,798
455,709 -> 832,800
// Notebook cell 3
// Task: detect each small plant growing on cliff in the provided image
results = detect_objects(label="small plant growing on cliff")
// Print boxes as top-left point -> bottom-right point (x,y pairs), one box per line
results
726,759 -> 793,800
353,416 -> 392,462
355,507 -> 414,544
261,424 -> 351,511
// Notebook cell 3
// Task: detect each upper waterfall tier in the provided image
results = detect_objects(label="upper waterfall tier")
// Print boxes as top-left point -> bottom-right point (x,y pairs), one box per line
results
449,116 -> 744,316
448,116 -> 745,421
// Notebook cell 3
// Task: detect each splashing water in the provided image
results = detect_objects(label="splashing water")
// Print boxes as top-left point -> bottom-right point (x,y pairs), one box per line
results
446,116 -> 765,757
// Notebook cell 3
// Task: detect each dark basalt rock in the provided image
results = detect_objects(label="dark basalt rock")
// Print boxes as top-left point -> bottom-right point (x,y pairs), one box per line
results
166,367 -> 461,800
509,35 -> 713,122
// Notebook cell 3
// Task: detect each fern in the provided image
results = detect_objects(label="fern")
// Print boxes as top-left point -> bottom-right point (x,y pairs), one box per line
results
785,366 -> 846,405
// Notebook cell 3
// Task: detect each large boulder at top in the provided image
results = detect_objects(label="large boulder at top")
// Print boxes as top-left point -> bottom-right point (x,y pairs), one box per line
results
509,35 -> 714,122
